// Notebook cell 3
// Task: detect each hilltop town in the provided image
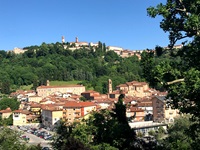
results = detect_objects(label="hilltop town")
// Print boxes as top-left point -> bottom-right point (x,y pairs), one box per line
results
8,36 -> 146,59
0,37 -> 183,136
0,79 -> 179,136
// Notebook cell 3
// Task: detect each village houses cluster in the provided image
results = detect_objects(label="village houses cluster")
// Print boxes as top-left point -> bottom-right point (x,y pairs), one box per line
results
0,79 -> 179,134
9,36 -> 142,59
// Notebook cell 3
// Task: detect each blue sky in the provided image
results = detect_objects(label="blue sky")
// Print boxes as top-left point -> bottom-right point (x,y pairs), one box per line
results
0,0 -> 172,51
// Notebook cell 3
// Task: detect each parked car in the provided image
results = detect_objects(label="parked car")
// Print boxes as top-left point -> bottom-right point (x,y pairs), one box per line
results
42,147 -> 50,150
44,135 -> 52,140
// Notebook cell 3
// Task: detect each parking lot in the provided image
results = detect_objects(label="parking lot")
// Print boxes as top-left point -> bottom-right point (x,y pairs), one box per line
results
12,125 -> 54,149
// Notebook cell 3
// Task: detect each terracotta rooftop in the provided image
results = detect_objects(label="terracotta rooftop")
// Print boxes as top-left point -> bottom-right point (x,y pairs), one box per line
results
37,85 -> 84,89
116,84 -> 128,87
30,103 -> 41,108
13,110 -> 30,115
0,107 -> 12,113
81,90 -> 99,94
64,101 -> 96,108
129,107 -> 144,112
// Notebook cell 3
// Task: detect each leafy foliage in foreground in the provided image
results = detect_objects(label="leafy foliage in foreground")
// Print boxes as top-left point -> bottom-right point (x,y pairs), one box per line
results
0,127 -> 41,150
147,0 -> 200,149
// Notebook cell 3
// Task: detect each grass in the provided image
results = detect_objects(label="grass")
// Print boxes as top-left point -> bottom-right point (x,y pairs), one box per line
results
19,80 -> 93,91
50,80 -> 83,86
19,84 -> 33,91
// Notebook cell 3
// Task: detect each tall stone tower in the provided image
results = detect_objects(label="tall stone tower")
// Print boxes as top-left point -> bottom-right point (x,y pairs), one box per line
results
62,36 -> 65,44
75,37 -> 79,43
108,79 -> 113,94
46,80 -> 50,86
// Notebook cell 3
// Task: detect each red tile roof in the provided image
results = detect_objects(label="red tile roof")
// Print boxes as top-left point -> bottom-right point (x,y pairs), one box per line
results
13,110 -> 30,115
37,85 -> 84,89
64,101 -> 96,108
129,107 -> 144,112
0,107 -> 12,113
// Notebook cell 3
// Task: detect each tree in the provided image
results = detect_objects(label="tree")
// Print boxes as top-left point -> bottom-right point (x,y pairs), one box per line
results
0,127 -> 41,150
0,114 -> 13,126
1,81 -> 10,94
140,50 -> 157,88
52,94 -> 139,150
158,115 -> 193,150
0,97 -> 20,111
52,121 -> 90,150
147,0 -> 200,48
147,0 -> 200,148
85,94 -> 137,149
155,46 -> 164,57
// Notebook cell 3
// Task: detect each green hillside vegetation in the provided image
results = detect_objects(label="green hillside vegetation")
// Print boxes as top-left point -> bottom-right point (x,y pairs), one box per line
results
50,80 -> 83,86
0,41 -> 148,94
0,41 -> 180,95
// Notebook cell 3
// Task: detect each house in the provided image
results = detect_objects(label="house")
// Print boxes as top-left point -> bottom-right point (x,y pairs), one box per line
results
13,110 -> 31,126
30,103 -> 41,115
69,37 -> 89,47
0,107 -> 12,119
109,81 -> 153,98
92,99 -> 113,109
62,101 -> 96,123
126,107 -> 145,122
81,90 -> 101,100
7,47 -> 27,54
41,105 -> 63,129
107,46 -> 123,51
137,98 -> 153,115
28,96 -> 42,103
36,84 -> 85,98
152,96 -> 179,123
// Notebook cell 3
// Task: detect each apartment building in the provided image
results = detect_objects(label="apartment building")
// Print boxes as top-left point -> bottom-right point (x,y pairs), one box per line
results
63,101 -> 96,123
41,105 -> 63,129
36,85 -> 85,98
152,96 -> 179,123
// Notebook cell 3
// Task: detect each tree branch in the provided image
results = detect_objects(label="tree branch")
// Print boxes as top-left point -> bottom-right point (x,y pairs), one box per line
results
166,78 -> 185,85
177,0 -> 189,16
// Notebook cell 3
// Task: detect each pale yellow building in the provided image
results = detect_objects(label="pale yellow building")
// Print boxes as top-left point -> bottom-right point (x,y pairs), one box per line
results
109,81 -> 151,98
36,85 -> 85,98
28,96 -> 42,103
41,106 -> 63,129
63,101 -> 96,123
107,46 -> 123,51
0,108 -> 12,119
13,110 -> 30,126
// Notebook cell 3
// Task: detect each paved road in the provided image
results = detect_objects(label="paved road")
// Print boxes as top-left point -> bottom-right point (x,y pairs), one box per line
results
23,132 -> 52,148
11,126 -> 53,149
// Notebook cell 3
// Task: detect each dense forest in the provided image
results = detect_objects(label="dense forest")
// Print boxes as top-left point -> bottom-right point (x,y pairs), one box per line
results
0,41 -> 178,94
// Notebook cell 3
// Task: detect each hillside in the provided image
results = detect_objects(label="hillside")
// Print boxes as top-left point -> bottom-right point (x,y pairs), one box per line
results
0,42 -> 180,94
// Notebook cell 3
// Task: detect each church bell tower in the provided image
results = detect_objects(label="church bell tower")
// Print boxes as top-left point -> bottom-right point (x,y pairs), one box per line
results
108,79 -> 113,94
